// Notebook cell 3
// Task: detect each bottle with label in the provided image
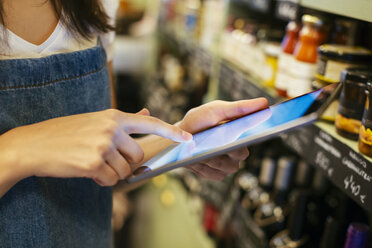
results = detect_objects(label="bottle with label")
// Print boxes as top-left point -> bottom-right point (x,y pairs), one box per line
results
287,15 -> 323,98
275,21 -> 300,97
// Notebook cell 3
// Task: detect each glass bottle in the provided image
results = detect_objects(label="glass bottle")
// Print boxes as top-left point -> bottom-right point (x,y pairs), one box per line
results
275,21 -> 300,97
269,190 -> 311,248
254,156 -> 296,238
287,15 -> 323,98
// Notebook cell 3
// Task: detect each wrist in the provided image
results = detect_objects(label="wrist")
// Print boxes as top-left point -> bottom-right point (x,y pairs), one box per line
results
0,130 -> 32,182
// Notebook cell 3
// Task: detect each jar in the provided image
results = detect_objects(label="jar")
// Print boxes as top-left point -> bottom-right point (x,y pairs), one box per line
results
315,45 -> 372,122
316,45 -> 372,84
287,15 -> 324,98
275,21 -> 300,97
336,67 -> 372,140
359,81 -> 372,157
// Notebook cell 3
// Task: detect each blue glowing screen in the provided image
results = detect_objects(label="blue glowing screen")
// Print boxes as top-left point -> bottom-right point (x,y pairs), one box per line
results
145,90 -> 322,171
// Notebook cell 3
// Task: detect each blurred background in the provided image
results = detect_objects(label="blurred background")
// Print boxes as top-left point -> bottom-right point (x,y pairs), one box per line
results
111,0 -> 372,247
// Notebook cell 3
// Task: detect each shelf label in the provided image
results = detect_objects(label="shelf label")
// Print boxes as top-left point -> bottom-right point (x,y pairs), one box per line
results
283,125 -> 372,213
344,175 -> 367,204
275,0 -> 300,21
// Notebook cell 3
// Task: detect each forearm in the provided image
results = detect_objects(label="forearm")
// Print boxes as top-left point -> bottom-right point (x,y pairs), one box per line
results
0,133 -> 29,198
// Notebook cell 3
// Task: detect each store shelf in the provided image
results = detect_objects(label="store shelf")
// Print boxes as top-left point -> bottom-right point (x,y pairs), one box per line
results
158,24 -> 214,75
301,0 -> 372,23
158,21 -> 372,214
282,123 -> 372,213
217,61 -> 372,214
218,59 -> 279,105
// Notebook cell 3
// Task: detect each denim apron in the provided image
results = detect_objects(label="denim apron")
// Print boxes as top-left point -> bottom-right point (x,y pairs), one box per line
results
0,42 -> 113,247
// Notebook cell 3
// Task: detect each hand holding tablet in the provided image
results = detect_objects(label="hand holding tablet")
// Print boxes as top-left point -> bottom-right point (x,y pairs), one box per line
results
128,83 -> 341,183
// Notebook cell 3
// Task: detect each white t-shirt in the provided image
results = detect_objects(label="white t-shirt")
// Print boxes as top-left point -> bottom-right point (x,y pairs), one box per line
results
0,0 -> 119,61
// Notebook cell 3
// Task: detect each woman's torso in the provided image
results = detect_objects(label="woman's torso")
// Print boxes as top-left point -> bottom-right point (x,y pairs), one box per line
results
0,1 -> 118,247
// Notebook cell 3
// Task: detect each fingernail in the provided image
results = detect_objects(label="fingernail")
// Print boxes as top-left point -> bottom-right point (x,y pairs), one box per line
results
182,131 -> 193,141
133,166 -> 151,175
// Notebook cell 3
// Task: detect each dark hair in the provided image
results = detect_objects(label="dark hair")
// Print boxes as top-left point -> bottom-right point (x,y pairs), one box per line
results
1,0 -> 115,40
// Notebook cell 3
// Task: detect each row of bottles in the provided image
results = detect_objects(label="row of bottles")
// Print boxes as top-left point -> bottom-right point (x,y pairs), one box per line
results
160,0 -> 226,49
275,16 -> 372,99
176,139 -> 372,248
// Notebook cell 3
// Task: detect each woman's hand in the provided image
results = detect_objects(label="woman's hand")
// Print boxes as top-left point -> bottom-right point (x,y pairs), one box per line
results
177,98 -> 268,180
0,109 -> 192,191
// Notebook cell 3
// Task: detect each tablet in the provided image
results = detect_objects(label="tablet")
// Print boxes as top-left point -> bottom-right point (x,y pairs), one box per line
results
126,83 -> 342,184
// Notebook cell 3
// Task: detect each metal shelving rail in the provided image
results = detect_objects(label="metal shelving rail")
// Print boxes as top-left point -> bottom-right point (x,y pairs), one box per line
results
158,24 -> 372,214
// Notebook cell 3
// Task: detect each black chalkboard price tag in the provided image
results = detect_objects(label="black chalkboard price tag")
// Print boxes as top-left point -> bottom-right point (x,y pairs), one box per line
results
283,125 -> 372,213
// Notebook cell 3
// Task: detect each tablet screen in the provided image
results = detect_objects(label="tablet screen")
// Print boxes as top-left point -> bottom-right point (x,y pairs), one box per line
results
130,83 -> 339,181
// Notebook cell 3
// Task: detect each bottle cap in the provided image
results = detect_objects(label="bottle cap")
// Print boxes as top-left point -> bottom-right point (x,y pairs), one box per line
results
344,223 -> 371,248
259,156 -> 277,188
274,156 -> 296,191
295,160 -> 313,188
302,15 -> 323,26
341,67 -> 372,85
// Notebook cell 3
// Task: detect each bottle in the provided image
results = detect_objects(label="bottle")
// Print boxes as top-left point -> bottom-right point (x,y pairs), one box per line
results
294,160 -> 313,189
241,154 -> 277,211
184,0 -> 201,35
319,216 -> 343,248
344,223 -> 372,248
269,190 -> 311,248
287,15 -> 323,98
275,21 -> 300,97
319,190 -> 353,248
254,156 -> 296,238
303,169 -> 330,244
263,42 -> 281,88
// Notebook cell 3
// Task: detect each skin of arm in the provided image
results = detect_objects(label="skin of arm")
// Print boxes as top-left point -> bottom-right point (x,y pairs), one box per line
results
0,110 -> 192,198
0,144 -> 27,197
